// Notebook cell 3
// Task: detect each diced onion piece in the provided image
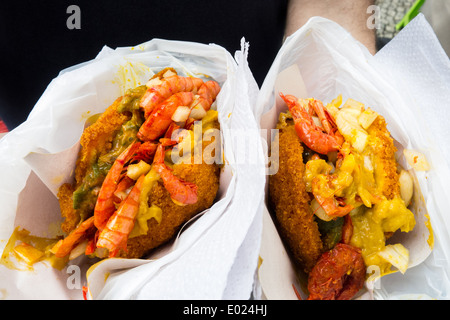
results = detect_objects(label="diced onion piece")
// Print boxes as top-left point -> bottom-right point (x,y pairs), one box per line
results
358,107 -> 378,129
163,69 -> 177,78
190,104 -> 207,120
336,111 -> 368,152
298,98 -> 310,110
146,77 -> 163,88
69,240 -> 89,260
336,110 -> 361,134
364,155 -> 373,172
311,198 -> 333,222
326,105 -> 339,119
399,170 -> 414,206
352,129 -> 368,153
94,248 -> 108,259
340,107 -> 362,120
342,98 -> 365,111
127,160 -> 151,180
403,149 -> 430,171
171,106 -> 191,123
336,112 -> 353,137
329,94 -> 343,108
325,95 -> 342,119
13,243 -> 44,265
378,244 -> 410,274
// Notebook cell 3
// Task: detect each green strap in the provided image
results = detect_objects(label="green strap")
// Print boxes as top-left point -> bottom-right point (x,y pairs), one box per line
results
396,0 -> 426,30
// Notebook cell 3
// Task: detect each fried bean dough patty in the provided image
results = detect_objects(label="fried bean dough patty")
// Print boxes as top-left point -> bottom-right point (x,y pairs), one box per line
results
57,95 -> 220,259
268,125 -> 323,273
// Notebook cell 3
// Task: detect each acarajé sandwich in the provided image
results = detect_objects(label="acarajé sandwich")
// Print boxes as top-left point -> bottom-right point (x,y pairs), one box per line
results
269,93 -> 418,300
51,67 -> 222,260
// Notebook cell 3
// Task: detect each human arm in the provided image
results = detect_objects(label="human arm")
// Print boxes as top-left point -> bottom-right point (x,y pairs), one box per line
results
285,0 -> 377,54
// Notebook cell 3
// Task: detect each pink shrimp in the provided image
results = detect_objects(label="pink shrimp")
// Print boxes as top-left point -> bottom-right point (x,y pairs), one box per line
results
96,174 -> 145,257
280,93 -> 344,155
190,80 -> 221,111
94,141 -> 141,231
140,75 -> 203,118
51,216 -> 95,258
152,144 -> 198,205
137,92 -> 194,142
131,141 -> 159,163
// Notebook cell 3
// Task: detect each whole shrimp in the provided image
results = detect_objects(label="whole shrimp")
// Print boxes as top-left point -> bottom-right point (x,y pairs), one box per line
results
94,141 -> 141,231
280,93 -> 343,155
96,174 -> 145,257
307,243 -> 365,300
137,92 -> 194,142
152,144 -> 198,205
191,80 -> 221,111
140,75 -> 203,118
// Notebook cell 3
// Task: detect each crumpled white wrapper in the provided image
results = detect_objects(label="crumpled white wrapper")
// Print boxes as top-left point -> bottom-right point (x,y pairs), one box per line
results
0,39 -> 265,300
256,15 -> 450,300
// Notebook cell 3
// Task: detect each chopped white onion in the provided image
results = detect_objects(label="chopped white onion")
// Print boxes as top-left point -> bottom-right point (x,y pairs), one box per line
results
342,98 -> 365,111
378,244 -> 410,274
146,77 -> 163,88
127,160 -> 151,180
163,69 -> 177,78
403,149 -> 430,171
171,106 -> 191,123
364,155 -> 373,172
190,105 -> 207,120
69,240 -> 89,260
358,107 -> 378,129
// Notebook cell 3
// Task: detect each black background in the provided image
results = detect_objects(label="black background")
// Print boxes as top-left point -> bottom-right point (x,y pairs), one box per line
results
0,0 -> 287,129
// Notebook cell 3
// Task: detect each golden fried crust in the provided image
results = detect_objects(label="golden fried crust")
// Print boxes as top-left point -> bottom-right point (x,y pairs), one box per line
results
75,98 -> 128,186
367,116 -> 400,200
58,98 -> 129,233
123,160 -> 220,258
269,125 -> 323,273
58,90 -> 221,259
58,183 -> 78,234
123,127 -> 221,258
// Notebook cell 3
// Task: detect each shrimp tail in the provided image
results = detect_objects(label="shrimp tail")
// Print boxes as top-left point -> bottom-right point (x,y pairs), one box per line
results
96,174 -> 145,257
94,141 -> 141,231
51,216 -> 95,258
191,80 -> 221,111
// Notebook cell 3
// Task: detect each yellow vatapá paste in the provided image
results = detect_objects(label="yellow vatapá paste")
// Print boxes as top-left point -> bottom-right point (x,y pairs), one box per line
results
301,95 -> 418,276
